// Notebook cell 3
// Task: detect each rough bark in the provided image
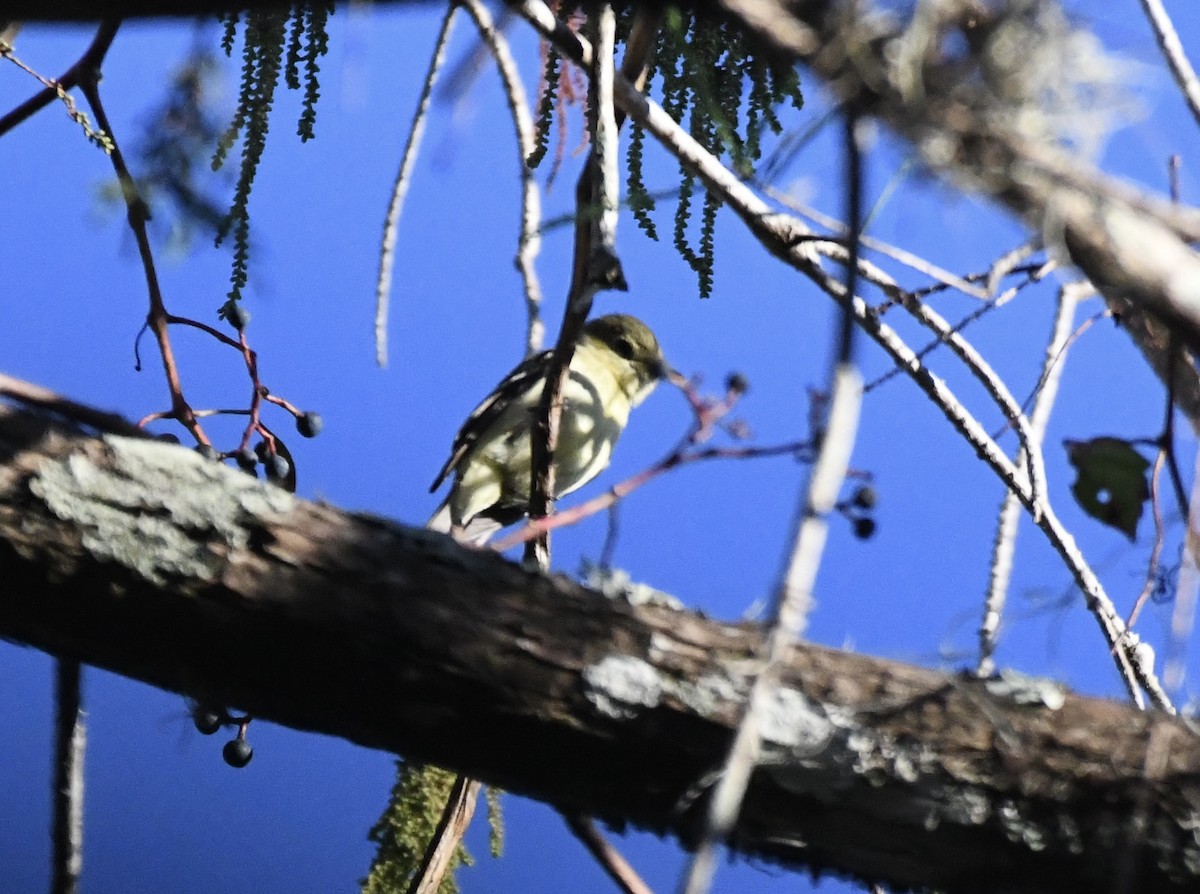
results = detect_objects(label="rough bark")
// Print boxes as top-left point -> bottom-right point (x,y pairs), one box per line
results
2,403 -> 1200,894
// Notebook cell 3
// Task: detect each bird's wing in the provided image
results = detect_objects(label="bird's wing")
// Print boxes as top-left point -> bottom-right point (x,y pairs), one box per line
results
428,348 -> 551,493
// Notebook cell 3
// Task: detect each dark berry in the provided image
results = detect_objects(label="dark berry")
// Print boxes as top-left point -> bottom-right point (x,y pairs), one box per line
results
157,432 -> 181,444
195,444 -> 220,461
222,738 -> 253,768
225,302 -> 251,331
266,454 -> 291,481
853,517 -> 877,540
296,411 -> 323,438
852,485 -> 877,510
254,440 -> 272,462
234,448 -> 257,471
725,372 -> 750,396
192,707 -> 223,736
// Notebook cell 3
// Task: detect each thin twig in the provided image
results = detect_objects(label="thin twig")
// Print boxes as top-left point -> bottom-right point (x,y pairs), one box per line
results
404,777 -> 482,894
683,384 -> 863,894
162,315 -> 265,451
769,201 -> 1051,514
400,12 -> 537,868
165,314 -> 244,350
1007,298 -> 1104,427
51,658 -> 85,894
850,265 -> 1158,708
458,0 -> 545,355
1129,447 -> 1168,631
524,2 -> 627,568
763,183 -> 992,301
985,240 -> 1040,297
900,296 -> 1047,511
375,5 -> 458,368
978,283 -> 1081,677
680,110 -> 865,894
0,47 -> 111,149
0,373 -> 147,438
80,70 -> 279,456
1165,447 -> 1200,691
562,815 -> 655,894
518,6 -> 660,558
494,374 -> 776,550
1159,153 -> 1196,689
465,8 -> 651,886
864,262 -> 1051,394
599,503 -> 621,569
1130,332 -> 1190,629
0,22 -> 118,139
493,436 -> 810,552
1160,337 -> 1190,516
591,2 -> 619,259
1139,0 -> 1200,131
76,27 -> 209,447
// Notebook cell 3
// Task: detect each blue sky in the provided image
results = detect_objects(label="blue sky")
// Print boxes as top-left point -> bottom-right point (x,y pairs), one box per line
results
3,4 -> 1200,893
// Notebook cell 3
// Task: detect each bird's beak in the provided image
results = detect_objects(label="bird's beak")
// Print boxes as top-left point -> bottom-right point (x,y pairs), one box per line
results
663,364 -> 686,387
642,357 -> 669,382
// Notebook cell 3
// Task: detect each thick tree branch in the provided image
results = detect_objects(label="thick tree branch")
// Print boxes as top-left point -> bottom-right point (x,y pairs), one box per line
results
2,402 -> 1200,894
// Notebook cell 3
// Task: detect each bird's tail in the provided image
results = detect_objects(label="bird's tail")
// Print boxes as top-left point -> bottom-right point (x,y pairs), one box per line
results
426,501 -> 504,546
426,500 -> 454,534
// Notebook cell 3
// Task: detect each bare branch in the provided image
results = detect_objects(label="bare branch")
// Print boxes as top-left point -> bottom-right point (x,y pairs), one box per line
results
0,374 -> 149,438
73,27 -> 215,449
591,2 -> 619,259
762,184 -> 992,301
899,295 -> 1047,511
375,5 -> 458,368
405,777 -> 482,894
978,282 -> 1082,677
525,2 -> 628,566
986,240 -> 1042,298
458,0 -> 545,355
562,815 -> 656,894
492,432 -> 810,551
0,21 -> 118,139
51,658 -> 85,894
683,110 -> 867,894
1166,449 -> 1200,690
1138,0 -> 1200,131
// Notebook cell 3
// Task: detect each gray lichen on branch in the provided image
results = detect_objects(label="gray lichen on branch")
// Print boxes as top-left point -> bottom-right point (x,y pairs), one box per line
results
28,435 -> 294,585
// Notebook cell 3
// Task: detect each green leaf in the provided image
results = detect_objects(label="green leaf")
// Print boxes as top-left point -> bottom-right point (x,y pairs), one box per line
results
1064,437 -> 1150,541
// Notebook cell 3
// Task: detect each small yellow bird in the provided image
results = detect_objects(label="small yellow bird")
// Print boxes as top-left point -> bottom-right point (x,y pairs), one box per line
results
428,314 -> 667,542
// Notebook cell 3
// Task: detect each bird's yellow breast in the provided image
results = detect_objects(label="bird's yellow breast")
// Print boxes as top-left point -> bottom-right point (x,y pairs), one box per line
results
447,340 -> 633,525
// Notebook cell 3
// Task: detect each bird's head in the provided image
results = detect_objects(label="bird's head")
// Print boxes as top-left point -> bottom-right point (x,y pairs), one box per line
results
583,314 -> 668,400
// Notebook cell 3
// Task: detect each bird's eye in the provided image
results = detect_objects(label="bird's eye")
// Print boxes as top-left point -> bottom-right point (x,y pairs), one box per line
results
614,337 -> 636,360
